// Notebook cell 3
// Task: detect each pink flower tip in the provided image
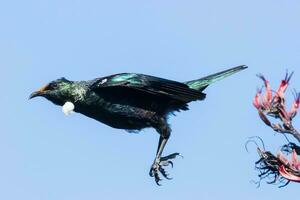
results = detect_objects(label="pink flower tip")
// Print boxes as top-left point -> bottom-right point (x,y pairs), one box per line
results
253,90 -> 261,109
277,72 -> 294,95
288,91 -> 300,119
279,165 -> 300,182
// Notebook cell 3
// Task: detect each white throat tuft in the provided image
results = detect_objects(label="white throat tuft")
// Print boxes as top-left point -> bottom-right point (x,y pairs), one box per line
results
62,101 -> 75,116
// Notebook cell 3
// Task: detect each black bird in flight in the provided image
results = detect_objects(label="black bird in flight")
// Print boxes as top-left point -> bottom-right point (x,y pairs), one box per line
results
30,65 -> 247,185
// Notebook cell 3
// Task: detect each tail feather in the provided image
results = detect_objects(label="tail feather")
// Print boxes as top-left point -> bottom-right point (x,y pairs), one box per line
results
184,65 -> 247,91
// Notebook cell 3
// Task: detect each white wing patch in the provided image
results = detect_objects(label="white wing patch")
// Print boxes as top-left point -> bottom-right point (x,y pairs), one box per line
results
62,101 -> 75,116
100,78 -> 107,84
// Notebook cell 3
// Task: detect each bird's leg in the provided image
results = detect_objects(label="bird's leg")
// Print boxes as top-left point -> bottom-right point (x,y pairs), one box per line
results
155,137 -> 181,168
149,119 -> 182,185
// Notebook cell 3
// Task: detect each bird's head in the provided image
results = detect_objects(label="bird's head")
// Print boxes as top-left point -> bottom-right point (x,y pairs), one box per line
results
29,77 -> 74,106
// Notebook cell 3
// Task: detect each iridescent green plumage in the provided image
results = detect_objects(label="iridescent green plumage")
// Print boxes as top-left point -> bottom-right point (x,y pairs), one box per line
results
185,65 -> 247,90
30,65 -> 247,185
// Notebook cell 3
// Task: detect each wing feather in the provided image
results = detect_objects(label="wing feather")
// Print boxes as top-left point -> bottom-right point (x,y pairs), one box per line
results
90,73 -> 205,102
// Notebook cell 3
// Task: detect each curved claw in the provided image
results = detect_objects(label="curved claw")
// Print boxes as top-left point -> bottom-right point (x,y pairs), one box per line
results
169,161 -> 174,168
159,160 -> 170,166
159,166 -> 172,180
154,172 -> 162,186
149,152 -> 182,185
161,153 -> 182,161
149,164 -> 163,185
149,168 -> 154,177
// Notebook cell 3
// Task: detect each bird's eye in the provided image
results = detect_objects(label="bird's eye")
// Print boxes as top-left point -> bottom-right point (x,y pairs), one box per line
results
48,82 -> 58,90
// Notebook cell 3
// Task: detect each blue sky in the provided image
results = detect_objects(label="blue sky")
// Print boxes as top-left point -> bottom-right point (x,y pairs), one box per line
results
1,0 -> 300,199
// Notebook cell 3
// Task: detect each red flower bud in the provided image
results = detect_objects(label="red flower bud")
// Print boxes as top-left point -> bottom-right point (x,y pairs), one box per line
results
253,90 -> 261,110
279,165 -> 300,182
289,92 -> 300,119
275,72 -> 293,99
257,74 -> 272,108
291,149 -> 300,171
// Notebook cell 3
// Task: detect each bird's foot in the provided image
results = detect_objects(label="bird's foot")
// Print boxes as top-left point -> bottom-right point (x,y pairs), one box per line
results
149,153 -> 183,185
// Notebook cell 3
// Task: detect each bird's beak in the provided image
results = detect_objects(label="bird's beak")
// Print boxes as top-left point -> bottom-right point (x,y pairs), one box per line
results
29,84 -> 48,99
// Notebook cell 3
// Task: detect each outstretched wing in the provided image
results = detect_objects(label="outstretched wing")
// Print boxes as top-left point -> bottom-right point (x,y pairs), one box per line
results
90,73 -> 205,102
89,73 -> 206,114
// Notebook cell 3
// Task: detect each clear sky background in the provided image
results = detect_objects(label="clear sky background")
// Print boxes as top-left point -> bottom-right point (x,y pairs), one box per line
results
1,0 -> 300,199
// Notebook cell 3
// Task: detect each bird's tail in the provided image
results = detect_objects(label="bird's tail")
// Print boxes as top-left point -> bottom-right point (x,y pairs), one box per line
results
184,65 -> 248,91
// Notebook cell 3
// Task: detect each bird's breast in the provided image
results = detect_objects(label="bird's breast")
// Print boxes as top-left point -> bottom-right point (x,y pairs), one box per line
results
74,98 -> 155,130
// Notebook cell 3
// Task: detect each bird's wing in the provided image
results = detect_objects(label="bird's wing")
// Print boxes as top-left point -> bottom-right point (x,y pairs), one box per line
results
90,73 -> 205,102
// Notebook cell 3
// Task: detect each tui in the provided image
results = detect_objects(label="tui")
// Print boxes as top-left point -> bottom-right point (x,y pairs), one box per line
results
29,65 -> 247,185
